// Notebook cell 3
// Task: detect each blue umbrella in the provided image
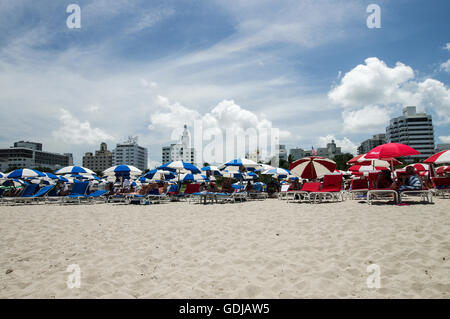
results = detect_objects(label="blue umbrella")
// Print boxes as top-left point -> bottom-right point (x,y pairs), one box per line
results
179,173 -> 209,183
262,168 -> 290,178
143,169 -> 176,180
55,166 -> 95,175
201,166 -> 222,176
219,158 -> 261,171
103,165 -> 142,177
7,169 -> 45,179
158,161 -> 200,174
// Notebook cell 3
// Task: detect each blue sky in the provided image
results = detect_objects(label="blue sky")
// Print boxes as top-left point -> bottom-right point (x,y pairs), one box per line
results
0,0 -> 449,167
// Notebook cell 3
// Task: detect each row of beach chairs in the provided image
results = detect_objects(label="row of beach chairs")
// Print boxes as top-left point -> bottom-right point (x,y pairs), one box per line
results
278,173 -> 449,204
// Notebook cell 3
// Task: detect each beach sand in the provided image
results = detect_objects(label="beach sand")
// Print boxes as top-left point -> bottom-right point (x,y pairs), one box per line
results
0,198 -> 449,298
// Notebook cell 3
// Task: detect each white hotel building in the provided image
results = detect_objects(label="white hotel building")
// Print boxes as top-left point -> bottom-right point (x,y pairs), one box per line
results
386,106 -> 435,162
162,125 -> 196,165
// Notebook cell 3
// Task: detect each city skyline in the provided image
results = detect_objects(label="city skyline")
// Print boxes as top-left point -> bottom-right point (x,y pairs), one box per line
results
0,1 -> 449,167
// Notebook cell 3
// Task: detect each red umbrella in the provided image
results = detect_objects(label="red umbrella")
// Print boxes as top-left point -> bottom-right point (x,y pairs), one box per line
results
436,166 -> 450,175
424,149 -> 450,164
347,153 -> 402,166
349,165 -> 388,172
289,156 -> 336,179
365,143 -> 420,160
406,163 -> 429,172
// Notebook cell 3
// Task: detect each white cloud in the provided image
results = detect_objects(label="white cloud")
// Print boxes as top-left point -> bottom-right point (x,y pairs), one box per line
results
148,95 -> 201,131
440,59 -> 450,73
444,43 -> 450,52
52,109 -> 114,145
328,57 -> 414,108
329,57 -> 450,128
439,136 -> 450,143
317,135 -> 357,155
342,105 -> 391,133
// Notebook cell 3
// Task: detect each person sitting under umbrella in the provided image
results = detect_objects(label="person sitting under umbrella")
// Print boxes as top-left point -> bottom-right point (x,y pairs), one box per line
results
375,170 -> 393,189
395,166 -> 423,191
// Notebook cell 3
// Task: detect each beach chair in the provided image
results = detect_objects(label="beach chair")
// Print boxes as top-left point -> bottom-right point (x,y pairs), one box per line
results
248,183 -> 268,200
309,174 -> 344,203
61,181 -> 90,204
277,184 -> 290,200
178,183 -> 201,201
432,177 -> 450,198
16,185 -> 56,204
287,182 -> 321,203
349,178 -> 369,200
2,183 -> 39,205
86,190 -> 109,203
366,173 -> 398,205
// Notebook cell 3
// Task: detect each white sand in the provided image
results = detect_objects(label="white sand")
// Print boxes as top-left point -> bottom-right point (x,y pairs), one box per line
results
0,198 -> 449,298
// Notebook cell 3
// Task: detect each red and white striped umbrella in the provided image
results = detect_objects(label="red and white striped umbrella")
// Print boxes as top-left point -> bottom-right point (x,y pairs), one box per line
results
347,153 -> 402,166
406,163 -> 429,172
289,156 -> 336,179
436,166 -> 450,175
424,149 -> 450,164
349,165 -> 388,173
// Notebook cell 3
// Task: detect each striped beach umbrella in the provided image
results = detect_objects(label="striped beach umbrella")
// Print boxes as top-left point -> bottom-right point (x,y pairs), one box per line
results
406,163 -> 429,172
289,156 -> 336,179
347,154 -> 402,166
436,166 -> 450,175
218,158 -> 261,171
349,165 -> 388,173
424,149 -> 450,164
103,165 -> 142,177
201,166 -> 222,176
158,161 -> 200,174
262,168 -> 290,178
179,173 -> 209,182
143,169 -> 176,180
7,168 -> 45,179
55,166 -> 95,175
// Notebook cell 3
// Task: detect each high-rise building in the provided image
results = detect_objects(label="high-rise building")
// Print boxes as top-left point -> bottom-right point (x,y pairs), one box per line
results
0,141 -> 73,171
317,140 -> 342,159
357,134 -> 386,155
436,144 -> 450,152
82,142 -> 113,172
162,125 -> 196,165
289,147 -> 305,161
386,106 -> 435,161
112,137 -> 148,171
278,145 -> 287,161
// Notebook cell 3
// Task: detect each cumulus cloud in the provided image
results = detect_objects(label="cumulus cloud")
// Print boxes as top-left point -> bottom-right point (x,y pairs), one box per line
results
439,136 -> 450,143
148,95 -> 201,131
148,96 -> 289,138
329,57 -> 450,131
317,135 -> 357,155
52,109 -> 114,145
342,105 -> 391,133
441,59 -> 450,73
328,57 -> 414,108
444,43 -> 450,52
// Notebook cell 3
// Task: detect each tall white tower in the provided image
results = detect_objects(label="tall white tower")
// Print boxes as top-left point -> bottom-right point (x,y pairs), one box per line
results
181,124 -> 190,147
